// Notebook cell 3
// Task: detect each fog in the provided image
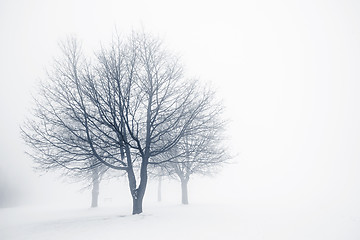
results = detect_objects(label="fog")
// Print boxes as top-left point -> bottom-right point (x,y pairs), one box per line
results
1,0 -> 360,223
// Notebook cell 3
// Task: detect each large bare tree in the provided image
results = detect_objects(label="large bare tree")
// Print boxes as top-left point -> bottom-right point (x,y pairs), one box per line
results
22,32 -> 224,214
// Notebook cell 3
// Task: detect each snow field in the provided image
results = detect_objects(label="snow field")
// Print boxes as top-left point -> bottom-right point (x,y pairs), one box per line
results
1,203 -> 360,240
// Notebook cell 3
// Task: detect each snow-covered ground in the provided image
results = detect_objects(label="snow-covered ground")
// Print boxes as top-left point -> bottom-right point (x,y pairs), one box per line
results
1,202 -> 360,240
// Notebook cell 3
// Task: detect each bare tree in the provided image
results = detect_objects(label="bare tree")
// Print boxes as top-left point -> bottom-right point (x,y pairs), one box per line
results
154,89 -> 228,204
22,32 -> 224,214
80,160 -> 109,208
87,32 -> 212,214
21,38 -> 111,208
63,159 -> 109,208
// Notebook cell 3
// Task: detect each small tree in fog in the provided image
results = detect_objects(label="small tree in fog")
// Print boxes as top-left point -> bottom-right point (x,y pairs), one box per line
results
22,32 -> 220,214
77,159 -> 109,208
21,38 -> 110,208
154,92 -> 228,204
63,159 -> 109,208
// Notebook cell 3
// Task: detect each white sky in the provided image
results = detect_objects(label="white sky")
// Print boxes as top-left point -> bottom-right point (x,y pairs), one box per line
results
1,0 -> 360,213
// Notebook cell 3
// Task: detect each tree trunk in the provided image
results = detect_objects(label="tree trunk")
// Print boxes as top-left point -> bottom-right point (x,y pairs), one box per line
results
127,160 -> 148,215
157,176 -> 162,202
126,168 -> 139,214
91,169 -> 100,208
130,183 -> 147,214
181,179 -> 189,205
132,194 -> 144,214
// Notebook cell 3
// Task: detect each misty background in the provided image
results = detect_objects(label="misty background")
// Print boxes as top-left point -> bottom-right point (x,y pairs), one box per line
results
0,0 -> 360,216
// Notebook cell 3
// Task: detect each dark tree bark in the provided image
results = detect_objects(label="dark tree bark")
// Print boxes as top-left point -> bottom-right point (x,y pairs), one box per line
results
133,160 -> 149,214
129,177 -> 147,214
126,163 -> 147,215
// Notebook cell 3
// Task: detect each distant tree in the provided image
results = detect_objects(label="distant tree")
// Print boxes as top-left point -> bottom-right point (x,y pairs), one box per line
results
75,159 -> 109,208
0,167 -> 22,208
21,38 -> 109,208
147,166 -> 166,202
61,160 -> 109,208
154,90 -> 228,204
22,32 -> 219,214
